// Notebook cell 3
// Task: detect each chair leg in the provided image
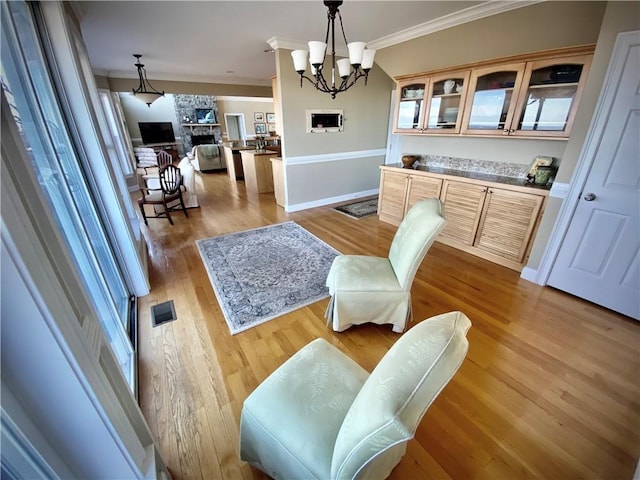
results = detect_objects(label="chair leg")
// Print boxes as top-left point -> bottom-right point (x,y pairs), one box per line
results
180,195 -> 189,218
163,202 -> 174,225
138,201 -> 148,225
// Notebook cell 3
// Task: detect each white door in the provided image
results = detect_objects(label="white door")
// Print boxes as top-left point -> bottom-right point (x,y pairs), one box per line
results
224,113 -> 246,141
548,31 -> 640,320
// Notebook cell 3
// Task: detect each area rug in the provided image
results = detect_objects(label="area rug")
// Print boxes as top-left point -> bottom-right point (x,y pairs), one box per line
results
196,222 -> 340,335
332,197 -> 378,219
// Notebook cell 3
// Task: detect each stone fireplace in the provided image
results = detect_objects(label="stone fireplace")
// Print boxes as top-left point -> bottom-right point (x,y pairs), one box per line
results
173,94 -> 222,151
191,135 -> 216,146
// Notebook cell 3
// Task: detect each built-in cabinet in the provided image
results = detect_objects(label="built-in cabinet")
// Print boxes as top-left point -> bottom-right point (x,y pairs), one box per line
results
395,70 -> 470,134
394,46 -> 593,139
378,169 -> 442,224
378,166 -> 548,271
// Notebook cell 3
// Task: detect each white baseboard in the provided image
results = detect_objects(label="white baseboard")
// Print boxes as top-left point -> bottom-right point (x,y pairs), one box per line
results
549,181 -> 570,199
520,266 -> 545,285
285,188 -> 379,213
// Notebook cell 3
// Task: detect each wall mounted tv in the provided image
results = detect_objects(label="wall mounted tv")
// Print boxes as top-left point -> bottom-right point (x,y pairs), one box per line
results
139,122 -> 176,145
195,108 -> 216,124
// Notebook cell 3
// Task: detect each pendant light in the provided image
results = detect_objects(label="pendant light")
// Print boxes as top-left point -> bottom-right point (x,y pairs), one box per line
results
290,0 -> 375,99
132,54 -> 164,107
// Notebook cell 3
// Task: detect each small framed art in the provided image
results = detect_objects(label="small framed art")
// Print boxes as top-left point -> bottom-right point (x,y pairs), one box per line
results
267,123 -> 276,134
266,112 -> 276,123
254,112 -> 265,122
254,123 -> 267,134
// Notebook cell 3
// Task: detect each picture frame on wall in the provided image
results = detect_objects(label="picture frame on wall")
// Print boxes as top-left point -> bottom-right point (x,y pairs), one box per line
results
254,112 -> 265,122
266,112 -> 276,123
267,123 -> 276,134
254,123 -> 267,135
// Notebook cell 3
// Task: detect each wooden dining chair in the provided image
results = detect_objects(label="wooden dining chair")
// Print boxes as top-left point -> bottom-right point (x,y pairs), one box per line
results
156,150 -> 173,168
137,164 -> 189,225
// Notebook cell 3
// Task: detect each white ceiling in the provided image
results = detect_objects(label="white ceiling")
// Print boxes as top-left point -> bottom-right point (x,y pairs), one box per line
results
76,1 -> 537,87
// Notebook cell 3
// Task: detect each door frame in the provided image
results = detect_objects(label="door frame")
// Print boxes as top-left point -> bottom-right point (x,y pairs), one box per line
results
535,30 -> 639,285
224,113 -> 247,142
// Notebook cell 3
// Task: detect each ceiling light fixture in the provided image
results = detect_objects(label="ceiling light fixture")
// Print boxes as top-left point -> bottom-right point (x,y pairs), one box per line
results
291,0 -> 375,99
132,54 -> 164,107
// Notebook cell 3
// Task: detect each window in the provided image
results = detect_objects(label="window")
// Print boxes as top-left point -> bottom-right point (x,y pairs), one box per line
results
1,1 -> 135,388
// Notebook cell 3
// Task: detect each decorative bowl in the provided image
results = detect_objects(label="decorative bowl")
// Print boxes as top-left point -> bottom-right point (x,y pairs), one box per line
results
401,155 -> 417,168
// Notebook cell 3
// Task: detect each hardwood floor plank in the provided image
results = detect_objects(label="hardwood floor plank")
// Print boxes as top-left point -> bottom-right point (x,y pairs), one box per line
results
135,172 -> 640,479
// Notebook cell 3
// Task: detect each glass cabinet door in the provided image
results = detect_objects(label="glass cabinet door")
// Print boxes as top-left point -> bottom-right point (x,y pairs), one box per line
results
462,62 -> 525,135
512,55 -> 591,137
424,71 -> 470,133
395,80 -> 428,131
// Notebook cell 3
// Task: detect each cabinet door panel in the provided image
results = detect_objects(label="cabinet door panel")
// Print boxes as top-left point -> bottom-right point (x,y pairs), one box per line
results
405,176 -> 443,213
379,170 -> 408,222
440,181 -> 487,245
461,62 -> 526,135
424,71 -> 471,134
394,79 -> 428,132
511,55 -> 592,137
475,189 -> 544,262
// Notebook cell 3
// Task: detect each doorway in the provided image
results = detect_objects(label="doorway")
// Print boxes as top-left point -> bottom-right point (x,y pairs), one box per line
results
224,113 -> 247,142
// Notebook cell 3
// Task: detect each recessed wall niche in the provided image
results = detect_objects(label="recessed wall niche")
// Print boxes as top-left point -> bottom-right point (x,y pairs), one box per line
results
173,94 -> 222,151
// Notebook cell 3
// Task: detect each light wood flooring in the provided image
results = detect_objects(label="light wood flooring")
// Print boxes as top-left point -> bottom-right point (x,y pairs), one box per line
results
136,170 -> 640,480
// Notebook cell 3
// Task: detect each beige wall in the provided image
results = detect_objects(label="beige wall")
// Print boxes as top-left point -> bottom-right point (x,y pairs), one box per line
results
216,98 -> 275,140
278,50 -> 393,156
277,48 -> 394,208
376,2 -> 606,78
375,1 -> 607,170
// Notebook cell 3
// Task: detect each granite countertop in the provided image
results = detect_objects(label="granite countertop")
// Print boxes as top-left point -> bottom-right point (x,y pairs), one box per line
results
386,163 -> 552,191
241,149 -> 278,155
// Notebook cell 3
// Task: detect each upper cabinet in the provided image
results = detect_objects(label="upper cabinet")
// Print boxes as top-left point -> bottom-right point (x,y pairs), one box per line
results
394,46 -> 593,139
395,78 -> 428,132
395,70 -> 471,134
509,55 -> 591,137
461,62 -> 526,136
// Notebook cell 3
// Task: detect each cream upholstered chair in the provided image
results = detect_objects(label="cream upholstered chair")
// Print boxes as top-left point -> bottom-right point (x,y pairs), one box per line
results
325,198 -> 447,333
240,311 -> 471,480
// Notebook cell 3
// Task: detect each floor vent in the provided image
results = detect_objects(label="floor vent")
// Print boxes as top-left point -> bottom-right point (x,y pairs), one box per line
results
151,300 -> 177,327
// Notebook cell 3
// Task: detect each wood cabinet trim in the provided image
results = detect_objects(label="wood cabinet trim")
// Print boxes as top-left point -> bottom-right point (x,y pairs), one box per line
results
393,44 -> 595,82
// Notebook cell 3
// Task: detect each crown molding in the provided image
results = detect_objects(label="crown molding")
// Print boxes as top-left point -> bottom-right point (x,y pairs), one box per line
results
368,1 -> 545,50
99,70 -> 271,87
269,2 -> 544,53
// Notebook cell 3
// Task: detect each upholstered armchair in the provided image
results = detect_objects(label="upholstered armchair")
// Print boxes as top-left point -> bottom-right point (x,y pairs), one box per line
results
191,144 -> 225,171
325,198 -> 447,333
240,311 -> 471,480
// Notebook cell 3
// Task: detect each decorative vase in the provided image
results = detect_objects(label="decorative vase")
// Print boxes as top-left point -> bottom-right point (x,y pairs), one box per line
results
401,155 -> 417,168
443,79 -> 455,94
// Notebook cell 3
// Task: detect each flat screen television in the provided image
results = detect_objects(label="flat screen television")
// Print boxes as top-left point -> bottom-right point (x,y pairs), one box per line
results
195,108 -> 216,124
138,122 -> 175,144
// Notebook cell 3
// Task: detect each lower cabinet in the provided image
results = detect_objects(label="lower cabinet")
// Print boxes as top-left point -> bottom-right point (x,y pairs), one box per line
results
378,166 -> 548,271
378,168 -> 443,225
474,187 -> 544,264
440,180 -> 486,245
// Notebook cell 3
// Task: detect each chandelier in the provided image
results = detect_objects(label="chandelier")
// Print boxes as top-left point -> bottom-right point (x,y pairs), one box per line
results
132,54 -> 164,107
291,0 -> 375,99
